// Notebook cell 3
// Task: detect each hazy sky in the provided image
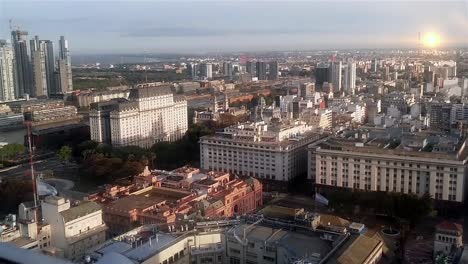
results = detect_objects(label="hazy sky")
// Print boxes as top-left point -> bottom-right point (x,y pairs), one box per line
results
1,0 -> 468,54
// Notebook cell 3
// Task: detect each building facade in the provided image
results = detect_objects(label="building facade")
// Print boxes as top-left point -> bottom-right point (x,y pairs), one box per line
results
58,36 -> 73,93
89,84 -> 188,148
41,196 -> 107,261
309,134 -> 468,203
268,61 -> 279,80
0,40 -> 16,102
11,30 -> 33,98
330,61 -> 342,92
200,121 -> 323,182
256,61 -> 267,80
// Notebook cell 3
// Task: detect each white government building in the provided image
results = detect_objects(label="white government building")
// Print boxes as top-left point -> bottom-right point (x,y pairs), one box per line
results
200,121 -> 323,182
308,130 -> 468,203
89,84 -> 188,148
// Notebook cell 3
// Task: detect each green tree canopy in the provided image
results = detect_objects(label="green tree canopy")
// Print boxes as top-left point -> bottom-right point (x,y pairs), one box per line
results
0,143 -> 25,161
58,146 -> 72,162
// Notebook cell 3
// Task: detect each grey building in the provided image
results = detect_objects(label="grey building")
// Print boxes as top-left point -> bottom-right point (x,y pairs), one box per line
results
246,61 -> 255,77
256,61 -> 267,80
11,30 -> 33,98
330,61 -> 342,92
315,64 -> 330,88
268,61 -> 279,80
58,36 -> 73,93
223,61 -> 233,80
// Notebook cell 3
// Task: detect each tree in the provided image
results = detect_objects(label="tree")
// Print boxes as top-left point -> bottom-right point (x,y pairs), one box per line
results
0,143 -> 25,160
58,146 -> 72,162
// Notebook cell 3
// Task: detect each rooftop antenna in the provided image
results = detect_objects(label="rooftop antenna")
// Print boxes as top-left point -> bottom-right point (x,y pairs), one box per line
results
24,113 -> 39,224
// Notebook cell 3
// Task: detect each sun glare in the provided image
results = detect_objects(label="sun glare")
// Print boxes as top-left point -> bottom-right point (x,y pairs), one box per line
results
423,32 -> 441,48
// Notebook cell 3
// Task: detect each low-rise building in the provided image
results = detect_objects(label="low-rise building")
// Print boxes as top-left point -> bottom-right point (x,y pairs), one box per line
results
89,166 -> 262,237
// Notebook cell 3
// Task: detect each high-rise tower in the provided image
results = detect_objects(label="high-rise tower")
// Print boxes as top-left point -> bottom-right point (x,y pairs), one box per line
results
11,30 -> 33,97
58,36 -> 72,93
344,61 -> 356,95
0,40 -> 16,101
330,61 -> 342,92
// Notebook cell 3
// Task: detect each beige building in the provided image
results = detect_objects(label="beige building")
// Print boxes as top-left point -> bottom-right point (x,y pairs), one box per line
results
200,121 -> 323,182
309,132 -> 468,203
89,84 -> 188,148
41,196 -> 107,261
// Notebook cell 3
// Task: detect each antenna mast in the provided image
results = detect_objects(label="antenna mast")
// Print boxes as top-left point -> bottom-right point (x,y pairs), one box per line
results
24,114 -> 39,223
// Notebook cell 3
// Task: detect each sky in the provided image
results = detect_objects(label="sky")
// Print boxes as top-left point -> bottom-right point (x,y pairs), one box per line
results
1,0 -> 468,54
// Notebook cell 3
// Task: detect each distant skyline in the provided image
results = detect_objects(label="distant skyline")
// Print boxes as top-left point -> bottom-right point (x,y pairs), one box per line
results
1,0 -> 468,54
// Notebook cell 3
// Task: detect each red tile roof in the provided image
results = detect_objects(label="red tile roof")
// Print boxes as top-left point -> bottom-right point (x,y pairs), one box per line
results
436,221 -> 463,232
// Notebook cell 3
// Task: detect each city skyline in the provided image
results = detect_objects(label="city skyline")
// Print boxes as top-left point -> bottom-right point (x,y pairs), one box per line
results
1,1 -> 468,54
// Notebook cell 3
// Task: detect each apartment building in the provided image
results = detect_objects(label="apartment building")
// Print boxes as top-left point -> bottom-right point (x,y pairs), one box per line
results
89,84 -> 188,148
308,130 -> 468,203
200,121 -> 323,182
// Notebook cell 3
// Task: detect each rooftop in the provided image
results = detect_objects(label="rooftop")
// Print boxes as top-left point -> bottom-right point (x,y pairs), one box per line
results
60,201 -> 102,222
336,235 -> 382,264
315,134 -> 467,161
233,224 -> 287,243
128,84 -> 173,99
105,187 -> 192,212
436,221 -> 463,233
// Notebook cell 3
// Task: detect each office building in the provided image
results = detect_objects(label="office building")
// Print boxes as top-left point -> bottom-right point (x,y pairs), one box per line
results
428,102 -> 452,130
268,61 -> 279,80
371,58 -> 378,72
41,196 -> 107,261
383,66 -> 390,81
11,30 -> 33,97
57,36 -> 73,93
256,61 -> 267,80
223,61 -> 233,80
309,131 -> 468,203
200,63 -> 212,79
187,62 -> 199,80
344,62 -> 356,95
246,60 -> 255,77
0,40 -> 16,101
30,36 -> 47,97
89,84 -> 188,148
330,61 -> 342,92
315,64 -> 330,88
200,121 -> 323,182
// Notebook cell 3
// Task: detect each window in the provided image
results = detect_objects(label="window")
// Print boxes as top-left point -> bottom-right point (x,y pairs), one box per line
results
263,256 -> 275,262
230,257 -> 241,264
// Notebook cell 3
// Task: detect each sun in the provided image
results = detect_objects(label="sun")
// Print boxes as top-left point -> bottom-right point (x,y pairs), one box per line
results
423,32 -> 441,48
